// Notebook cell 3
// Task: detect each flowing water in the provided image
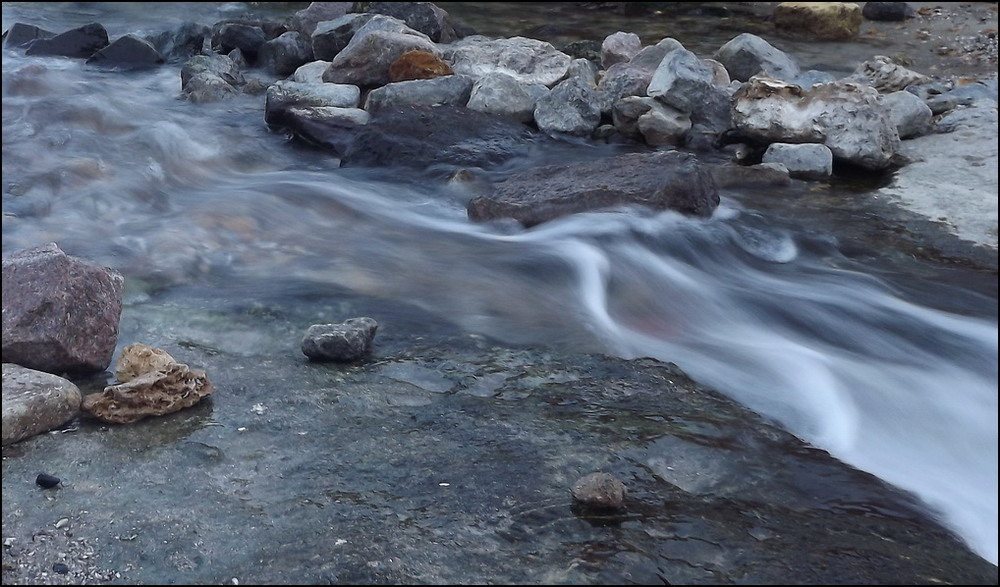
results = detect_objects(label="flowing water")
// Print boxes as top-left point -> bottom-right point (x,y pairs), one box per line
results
2,1 -> 997,567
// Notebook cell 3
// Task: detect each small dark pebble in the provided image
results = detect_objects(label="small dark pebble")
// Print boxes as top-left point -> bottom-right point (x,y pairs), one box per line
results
36,473 -> 61,488
52,562 -> 70,574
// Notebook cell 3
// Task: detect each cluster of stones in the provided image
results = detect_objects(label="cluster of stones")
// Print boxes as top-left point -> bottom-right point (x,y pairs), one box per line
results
4,2 -> 996,229
1,243 -> 377,444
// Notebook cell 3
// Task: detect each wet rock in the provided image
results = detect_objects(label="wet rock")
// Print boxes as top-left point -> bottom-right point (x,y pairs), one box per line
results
571,472 -> 627,511
468,150 -> 719,227
1,363 -> 81,446
2,243 -> 124,375
211,21 -> 268,64
301,317 -> 379,362
180,53 -> 245,103
146,21 -> 210,62
3,22 -> 53,49
340,104 -> 543,170
388,49 -> 453,82
264,79 -> 361,126
862,2 -> 914,22
533,76 -> 602,137
24,22 -> 109,58
258,31 -> 314,77
81,361 -> 214,425
85,33 -> 164,70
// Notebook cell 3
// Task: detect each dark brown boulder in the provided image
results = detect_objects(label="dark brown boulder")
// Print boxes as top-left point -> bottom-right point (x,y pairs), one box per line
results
467,150 -> 719,227
2,243 -> 124,375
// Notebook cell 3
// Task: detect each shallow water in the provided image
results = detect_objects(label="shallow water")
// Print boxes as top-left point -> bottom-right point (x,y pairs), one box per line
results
2,1 -> 997,567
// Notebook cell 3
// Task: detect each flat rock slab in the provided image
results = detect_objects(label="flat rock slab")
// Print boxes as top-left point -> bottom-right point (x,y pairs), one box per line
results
467,150 -> 720,227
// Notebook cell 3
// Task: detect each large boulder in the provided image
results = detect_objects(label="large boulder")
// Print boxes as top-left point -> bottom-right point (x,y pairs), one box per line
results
467,150 -> 719,227
2,243 -> 124,375
731,77 -> 901,170
339,104 -> 544,170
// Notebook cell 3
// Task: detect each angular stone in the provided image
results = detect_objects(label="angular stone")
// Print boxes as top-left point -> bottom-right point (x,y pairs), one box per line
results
301,317 -> 378,362
85,33 -> 164,70
81,361 -> 214,424
2,243 -> 124,375
2,363 -> 81,446
24,22 -> 108,58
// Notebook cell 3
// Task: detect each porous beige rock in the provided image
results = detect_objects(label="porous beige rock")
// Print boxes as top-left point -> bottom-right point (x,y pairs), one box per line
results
81,361 -> 213,424
115,342 -> 177,382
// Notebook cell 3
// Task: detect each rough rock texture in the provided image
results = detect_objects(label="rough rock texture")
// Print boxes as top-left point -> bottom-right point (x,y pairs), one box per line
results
773,2 -> 862,41
571,472 -> 628,511
2,243 -> 124,375
388,49 -> 453,82
24,22 -> 108,58
1,363 -> 81,446
115,343 -> 177,383
81,361 -> 214,424
301,317 -> 379,362
467,150 -> 720,227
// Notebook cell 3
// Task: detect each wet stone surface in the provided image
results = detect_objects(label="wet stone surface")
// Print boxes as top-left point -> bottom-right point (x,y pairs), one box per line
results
2,287 -> 996,585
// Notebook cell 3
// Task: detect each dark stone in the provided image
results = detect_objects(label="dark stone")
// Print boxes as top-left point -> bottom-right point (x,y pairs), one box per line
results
3,22 -> 53,49
258,31 -> 314,76
468,150 -> 720,227
211,21 -> 268,63
352,1 -> 457,43
146,22 -> 210,62
862,2 -> 914,22
340,105 -> 543,170
35,473 -> 61,489
25,22 -> 109,58
85,34 -> 164,70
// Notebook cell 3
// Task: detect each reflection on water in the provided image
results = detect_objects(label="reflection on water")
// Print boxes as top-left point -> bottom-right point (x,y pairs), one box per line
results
2,1 -> 997,566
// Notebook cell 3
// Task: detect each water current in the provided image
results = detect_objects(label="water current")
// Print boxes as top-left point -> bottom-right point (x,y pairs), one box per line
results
2,1 -> 997,567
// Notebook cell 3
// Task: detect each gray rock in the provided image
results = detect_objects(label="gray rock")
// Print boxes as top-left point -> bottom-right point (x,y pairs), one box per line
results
762,142 -> 834,180
264,79 -> 361,126
322,19 -> 437,87
2,243 -> 124,375
467,71 -> 546,123
287,1 -> 352,37
713,32 -> 801,82
1,364 -> 81,446
311,13 -> 376,61
534,76 -> 602,137
442,35 -> 572,87
881,90 -> 933,139
301,317 -> 379,361
601,31 -> 642,69
364,74 -> 474,113
258,31 -> 314,77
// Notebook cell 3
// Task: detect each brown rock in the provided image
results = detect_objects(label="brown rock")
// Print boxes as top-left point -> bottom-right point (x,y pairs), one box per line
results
388,49 -> 452,82
571,472 -> 627,511
2,242 -> 124,375
81,362 -> 213,424
773,2 -> 863,41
